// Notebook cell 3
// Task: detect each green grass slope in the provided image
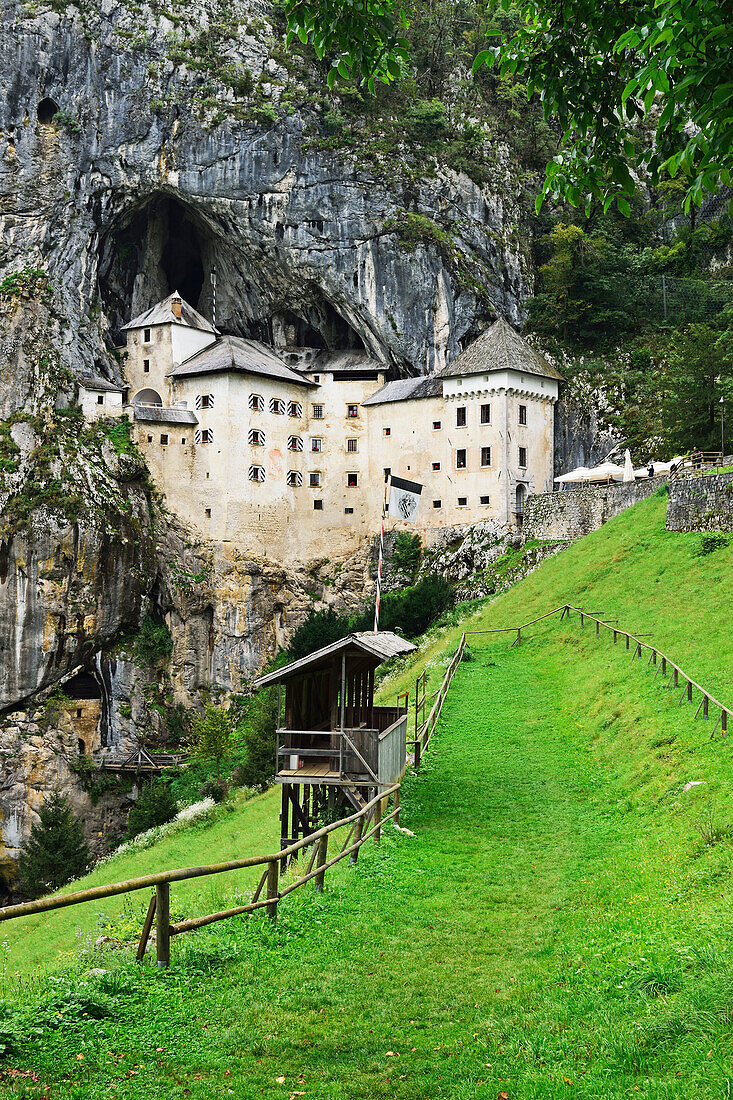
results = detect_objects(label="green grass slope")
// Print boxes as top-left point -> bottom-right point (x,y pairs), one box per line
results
3,490 -> 733,1098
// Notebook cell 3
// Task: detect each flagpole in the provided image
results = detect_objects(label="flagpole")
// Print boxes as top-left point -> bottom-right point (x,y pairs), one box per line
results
374,474 -> 391,632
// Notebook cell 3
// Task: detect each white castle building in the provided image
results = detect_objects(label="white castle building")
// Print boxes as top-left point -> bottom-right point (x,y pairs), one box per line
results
82,293 -> 561,562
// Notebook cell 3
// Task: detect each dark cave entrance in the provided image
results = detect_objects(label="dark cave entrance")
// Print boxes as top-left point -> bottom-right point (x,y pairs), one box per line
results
98,195 -> 212,339
269,303 -> 365,351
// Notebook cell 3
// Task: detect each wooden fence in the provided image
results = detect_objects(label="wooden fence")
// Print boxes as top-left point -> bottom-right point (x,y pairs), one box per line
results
466,603 -> 732,736
0,785 -> 401,969
411,634 -> 467,769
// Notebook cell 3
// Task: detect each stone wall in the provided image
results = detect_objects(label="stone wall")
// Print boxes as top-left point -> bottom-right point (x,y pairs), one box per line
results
523,477 -> 666,541
666,473 -> 733,531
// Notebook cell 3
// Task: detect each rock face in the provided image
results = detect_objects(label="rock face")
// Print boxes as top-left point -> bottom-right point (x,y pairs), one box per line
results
0,0 -> 530,383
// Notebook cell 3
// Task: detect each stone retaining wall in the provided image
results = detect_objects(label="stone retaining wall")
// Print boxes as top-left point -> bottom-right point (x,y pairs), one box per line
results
666,472 -> 733,531
523,477 -> 666,541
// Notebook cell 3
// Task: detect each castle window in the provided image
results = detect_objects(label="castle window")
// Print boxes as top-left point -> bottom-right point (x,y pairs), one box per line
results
458,496 -> 468,507
519,404 -> 527,425
347,404 -> 358,418
143,328 -> 152,343
205,507 -> 212,518
456,407 -> 467,427
76,709 -> 83,720
456,448 -> 467,469
181,437 -> 186,444
312,404 -> 324,419
481,446 -> 492,467
383,427 -> 391,436
143,359 -> 150,373
196,393 -> 214,410
433,499 -> 441,508
432,461 -> 440,471
311,437 -> 322,452
287,470 -> 303,487
344,507 -> 354,514
270,397 -> 285,415
97,395 -> 104,405
347,438 -> 358,453
160,433 -> 169,445
480,403 -> 491,424
288,401 -> 302,418
313,375 -> 320,383
480,495 -> 490,505
147,434 -> 153,443
249,465 -> 266,482
347,473 -> 358,487
288,435 -> 303,452
314,499 -> 323,510
519,446 -> 527,468
309,472 -> 321,487
249,428 -> 266,446
195,428 -> 213,444
249,393 -> 264,411
433,420 -> 441,430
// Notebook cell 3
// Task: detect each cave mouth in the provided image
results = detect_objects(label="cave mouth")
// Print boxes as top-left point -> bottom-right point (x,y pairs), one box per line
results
268,303 -> 365,352
98,194 -> 212,340
37,97 -> 59,124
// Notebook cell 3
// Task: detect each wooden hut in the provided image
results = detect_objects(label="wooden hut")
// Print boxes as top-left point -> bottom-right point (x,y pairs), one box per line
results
252,631 -> 415,855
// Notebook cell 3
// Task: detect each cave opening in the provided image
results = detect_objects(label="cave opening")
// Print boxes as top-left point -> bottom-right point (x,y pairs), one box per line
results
98,195 -> 213,340
270,302 -> 364,351
37,97 -> 60,124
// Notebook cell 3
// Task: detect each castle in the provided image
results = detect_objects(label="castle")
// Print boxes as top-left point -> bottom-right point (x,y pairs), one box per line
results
81,293 -> 561,561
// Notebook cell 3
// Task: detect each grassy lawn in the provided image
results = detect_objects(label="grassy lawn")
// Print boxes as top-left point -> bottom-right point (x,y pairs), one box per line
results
3,490 -> 733,1097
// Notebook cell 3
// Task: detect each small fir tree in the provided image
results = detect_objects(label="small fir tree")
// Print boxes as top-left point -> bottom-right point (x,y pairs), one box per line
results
236,688 -> 278,789
18,791 -> 89,899
190,703 -> 234,778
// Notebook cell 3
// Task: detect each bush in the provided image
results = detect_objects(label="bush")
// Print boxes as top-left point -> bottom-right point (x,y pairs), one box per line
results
697,532 -> 730,555
134,614 -> 173,664
351,574 -> 453,638
189,703 -> 235,778
18,791 -> 90,899
199,778 -> 227,803
288,607 -> 350,660
124,779 -> 177,841
392,531 -> 422,576
235,687 -> 278,789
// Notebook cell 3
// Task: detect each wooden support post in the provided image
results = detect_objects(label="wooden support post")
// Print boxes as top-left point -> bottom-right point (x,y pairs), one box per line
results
136,893 -> 157,963
280,784 -> 289,872
674,667 -> 679,687
314,834 -> 328,892
516,627 -> 521,647
155,882 -> 170,969
688,679 -> 693,702
613,630 -> 617,645
661,657 -> 666,677
266,858 -> 279,920
394,788 -> 400,827
626,634 -> 630,650
414,737 -> 421,770
723,711 -> 728,736
374,800 -> 383,844
703,695 -> 709,719
350,815 -> 365,864
596,620 -> 600,637
580,613 -> 584,628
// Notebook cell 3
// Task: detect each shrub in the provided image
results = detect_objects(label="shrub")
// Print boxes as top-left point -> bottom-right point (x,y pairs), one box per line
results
18,791 -> 90,899
351,574 -> 453,638
288,607 -> 350,660
199,778 -> 227,803
392,531 -> 422,576
235,687 -> 278,789
134,614 -> 173,664
697,532 -> 730,555
124,779 -> 177,841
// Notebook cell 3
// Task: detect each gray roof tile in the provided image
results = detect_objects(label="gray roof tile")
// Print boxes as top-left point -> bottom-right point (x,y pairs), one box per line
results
133,405 -> 199,425
170,335 -> 316,387
122,292 -> 217,335
362,374 -> 444,406
440,318 -> 564,382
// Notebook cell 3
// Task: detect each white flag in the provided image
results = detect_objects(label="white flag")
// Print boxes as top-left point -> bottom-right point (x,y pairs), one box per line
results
388,475 -> 422,522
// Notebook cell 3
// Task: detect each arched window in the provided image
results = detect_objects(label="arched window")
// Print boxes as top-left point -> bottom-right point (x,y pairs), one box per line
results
248,428 -> 265,446
132,388 -> 163,407
287,435 -> 303,452
249,465 -> 266,483
249,393 -> 264,411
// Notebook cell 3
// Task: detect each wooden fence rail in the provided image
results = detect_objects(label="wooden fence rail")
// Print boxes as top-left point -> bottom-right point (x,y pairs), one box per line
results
466,603 -> 732,738
411,633 -> 467,769
0,784 -> 400,969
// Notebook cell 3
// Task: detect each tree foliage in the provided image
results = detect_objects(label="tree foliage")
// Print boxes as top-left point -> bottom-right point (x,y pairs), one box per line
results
18,791 -> 89,899
124,779 -> 178,841
189,703 -> 236,778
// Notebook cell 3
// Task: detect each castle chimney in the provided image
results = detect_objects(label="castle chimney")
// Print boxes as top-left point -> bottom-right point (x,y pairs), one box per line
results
171,295 -> 182,320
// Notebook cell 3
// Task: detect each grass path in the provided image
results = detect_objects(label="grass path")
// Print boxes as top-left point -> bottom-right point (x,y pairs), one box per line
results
6,631 -> 732,1098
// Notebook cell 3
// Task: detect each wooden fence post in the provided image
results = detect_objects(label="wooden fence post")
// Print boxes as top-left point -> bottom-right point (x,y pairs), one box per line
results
266,858 -> 279,920
314,834 -> 328,891
723,711 -> 728,736
626,634 -> 630,650
136,893 -> 157,963
394,788 -> 400,827
350,815 -> 364,864
613,630 -> 617,645
155,882 -> 170,969
374,800 -> 383,844
703,695 -> 709,719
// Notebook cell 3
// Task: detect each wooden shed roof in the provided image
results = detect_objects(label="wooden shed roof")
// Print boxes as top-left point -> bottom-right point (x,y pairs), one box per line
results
253,631 -> 416,688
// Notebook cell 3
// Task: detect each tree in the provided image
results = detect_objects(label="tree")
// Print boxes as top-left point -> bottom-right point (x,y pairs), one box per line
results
662,321 -> 733,454
286,0 -> 733,215
235,688 -> 279,790
189,703 -> 235,778
124,778 -> 178,841
18,791 -> 89,899
288,607 -> 351,661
